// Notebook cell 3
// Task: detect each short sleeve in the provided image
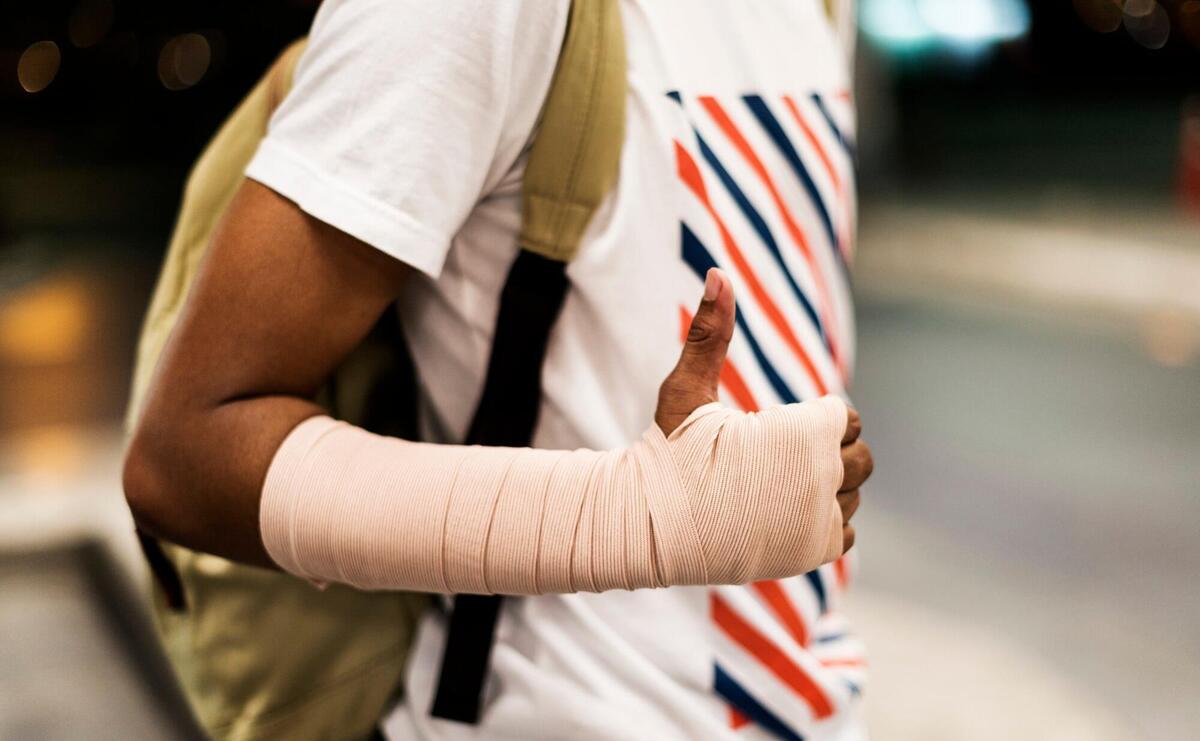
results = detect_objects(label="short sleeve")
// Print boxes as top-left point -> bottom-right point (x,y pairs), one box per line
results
245,0 -> 569,278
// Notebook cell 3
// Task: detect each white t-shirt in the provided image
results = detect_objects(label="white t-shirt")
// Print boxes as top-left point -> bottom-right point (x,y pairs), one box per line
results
246,1 -> 865,739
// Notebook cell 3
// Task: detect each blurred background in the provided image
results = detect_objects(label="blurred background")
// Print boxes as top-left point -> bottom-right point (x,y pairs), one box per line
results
1,0 -> 1197,738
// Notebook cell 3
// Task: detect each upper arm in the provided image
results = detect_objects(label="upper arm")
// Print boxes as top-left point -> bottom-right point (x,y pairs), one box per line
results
154,178 -> 410,412
125,180 -> 410,561
124,0 -> 568,558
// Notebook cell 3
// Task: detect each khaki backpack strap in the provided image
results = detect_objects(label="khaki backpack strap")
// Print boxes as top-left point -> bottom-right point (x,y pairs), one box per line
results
125,39 -> 308,433
518,0 -> 626,263
266,39 -> 308,112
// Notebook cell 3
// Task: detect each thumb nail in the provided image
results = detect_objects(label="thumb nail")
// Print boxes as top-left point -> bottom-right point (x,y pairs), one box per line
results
703,269 -> 721,301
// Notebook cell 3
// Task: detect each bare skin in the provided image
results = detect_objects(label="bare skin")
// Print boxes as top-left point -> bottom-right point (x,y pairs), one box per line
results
124,179 -> 872,571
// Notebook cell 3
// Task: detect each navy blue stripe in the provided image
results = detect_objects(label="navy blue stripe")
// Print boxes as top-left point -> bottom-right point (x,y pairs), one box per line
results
814,632 -> 845,644
809,93 -> 857,161
690,129 -> 830,351
742,95 -> 841,264
681,223 -> 799,404
804,570 -> 827,614
845,679 -> 861,697
714,663 -> 806,741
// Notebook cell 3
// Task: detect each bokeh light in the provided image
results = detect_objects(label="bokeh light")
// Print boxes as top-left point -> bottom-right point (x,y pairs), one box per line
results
1179,0 -> 1200,47
67,0 -> 114,49
1072,0 -> 1124,34
1140,308 -> 1200,367
156,33 -> 210,91
16,41 -> 61,94
861,0 -> 1030,56
917,0 -> 1030,45
1124,0 -> 1172,50
0,276 -> 90,366
860,0 -> 933,51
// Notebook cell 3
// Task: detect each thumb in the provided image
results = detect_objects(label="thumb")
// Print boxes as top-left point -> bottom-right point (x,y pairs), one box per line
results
656,268 -> 736,435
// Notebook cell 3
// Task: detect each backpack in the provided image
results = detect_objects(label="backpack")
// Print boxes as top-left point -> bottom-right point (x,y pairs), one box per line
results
125,2 -> 626,738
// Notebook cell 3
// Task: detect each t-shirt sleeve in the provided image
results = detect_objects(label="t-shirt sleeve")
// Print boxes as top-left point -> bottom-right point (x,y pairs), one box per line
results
245,0 -> 569,278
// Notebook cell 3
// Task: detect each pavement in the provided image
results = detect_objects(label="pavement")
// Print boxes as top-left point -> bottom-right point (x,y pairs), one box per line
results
848,201 -> 1200,739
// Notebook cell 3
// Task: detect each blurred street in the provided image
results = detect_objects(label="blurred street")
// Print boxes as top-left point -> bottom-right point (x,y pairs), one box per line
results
850,254 -> 1200,739
2,196 -> 1196,739
845,195 -> 1200,740
3,2 -> 1199,738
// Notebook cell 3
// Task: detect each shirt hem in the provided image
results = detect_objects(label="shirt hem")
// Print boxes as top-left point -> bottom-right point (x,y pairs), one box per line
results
246,138 -> 450,279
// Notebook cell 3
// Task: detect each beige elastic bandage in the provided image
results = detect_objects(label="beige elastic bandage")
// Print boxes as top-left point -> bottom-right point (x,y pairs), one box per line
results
260,396 -> 848,594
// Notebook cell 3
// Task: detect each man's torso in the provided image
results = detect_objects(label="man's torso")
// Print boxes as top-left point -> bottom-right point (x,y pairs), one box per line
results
386,2 -> 864,739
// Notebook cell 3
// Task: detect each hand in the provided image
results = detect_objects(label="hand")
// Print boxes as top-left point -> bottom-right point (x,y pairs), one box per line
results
838,406 -> 872,553
655,267 -> 871,555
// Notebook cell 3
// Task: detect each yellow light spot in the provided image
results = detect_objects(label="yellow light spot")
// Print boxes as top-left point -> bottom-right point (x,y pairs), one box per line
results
17,41 -> 61,94
1141,308 -> 1200,368
0,276 -> 90,366
2,424 -> 90,480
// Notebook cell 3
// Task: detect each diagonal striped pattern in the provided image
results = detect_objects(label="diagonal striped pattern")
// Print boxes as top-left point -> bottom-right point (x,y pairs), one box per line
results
669,87 -> 864,738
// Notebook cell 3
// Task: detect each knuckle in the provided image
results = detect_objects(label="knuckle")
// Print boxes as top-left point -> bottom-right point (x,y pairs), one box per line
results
844,407 -> 862,437
686,321 -> 714,345
691,323 -> 715,347
839,490 -> 860,520
685,316 -> 724,349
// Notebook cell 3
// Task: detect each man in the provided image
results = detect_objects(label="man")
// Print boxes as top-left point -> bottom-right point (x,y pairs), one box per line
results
124,1 -> 872,738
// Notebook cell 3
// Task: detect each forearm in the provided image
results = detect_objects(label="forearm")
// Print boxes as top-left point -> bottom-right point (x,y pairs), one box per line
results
127,375 -> 847,594
260,397 -> 848,594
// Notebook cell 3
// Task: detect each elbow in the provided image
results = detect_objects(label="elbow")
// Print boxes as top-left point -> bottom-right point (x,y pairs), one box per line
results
122,424 -> 176,540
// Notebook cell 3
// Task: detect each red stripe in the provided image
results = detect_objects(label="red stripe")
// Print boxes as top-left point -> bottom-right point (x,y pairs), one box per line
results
675,140 -> 830,396
679,306 -> 760,413
782,94 -> 855,266
819,657 -> 867,668
729,706 -> 752,730
781,95 -> 842,193
750,580 -> 809,647
697,97 -> 846,381
833,556 -> 849,589
711,593 -> 835,719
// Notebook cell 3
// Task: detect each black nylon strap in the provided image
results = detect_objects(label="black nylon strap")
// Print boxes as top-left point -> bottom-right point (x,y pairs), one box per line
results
462,251 -> 570,449
429,250 -> 570,724
137,530 -> 187,612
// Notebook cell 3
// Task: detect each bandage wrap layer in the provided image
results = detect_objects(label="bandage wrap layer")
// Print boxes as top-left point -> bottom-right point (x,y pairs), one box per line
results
260,397 -> 847,594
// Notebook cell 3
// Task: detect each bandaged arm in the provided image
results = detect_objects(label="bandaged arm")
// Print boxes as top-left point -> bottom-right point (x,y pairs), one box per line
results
260,395 -> 848,594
